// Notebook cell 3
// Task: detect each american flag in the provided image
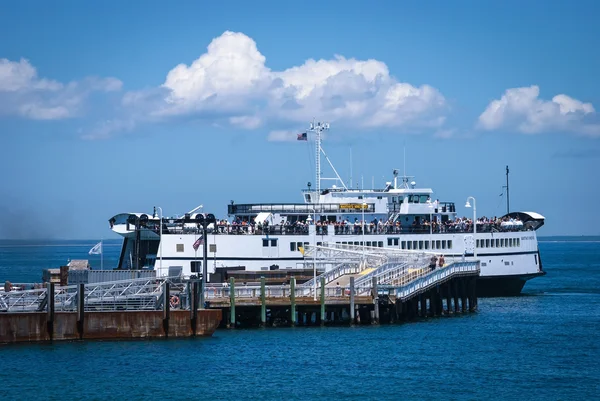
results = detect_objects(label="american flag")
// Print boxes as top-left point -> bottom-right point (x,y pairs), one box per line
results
297,132 -> 307,141
193,235 -> 204,251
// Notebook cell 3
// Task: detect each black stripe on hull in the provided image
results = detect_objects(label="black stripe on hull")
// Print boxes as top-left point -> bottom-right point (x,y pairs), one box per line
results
477,272 -> 545,297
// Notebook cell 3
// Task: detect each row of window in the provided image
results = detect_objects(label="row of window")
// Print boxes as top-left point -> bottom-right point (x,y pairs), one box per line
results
476,238 -> 520,248
386,238 -> 453,250
180,236 -> 520,253
335,241 -> 385,248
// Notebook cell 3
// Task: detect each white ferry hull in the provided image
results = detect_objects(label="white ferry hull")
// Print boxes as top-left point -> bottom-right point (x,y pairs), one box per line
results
115,226 -> 544,296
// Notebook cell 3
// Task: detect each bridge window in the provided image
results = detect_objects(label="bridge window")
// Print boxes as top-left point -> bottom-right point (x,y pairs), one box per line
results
517,238 -> 521,247
401,241 -> 406,249
176,244 -> 184,252
378,241 -> 384,247
448,240 -> 452,249
271,239 -> 278,247
442,241 -> 446,249
290,242 -> 296,251
424,241 -> 429,250
496,239 -> 500,247
317,242 -> 322,246
436,240 -> 441,249
486,239 -> 490,247
297,242 -> 303,249
263,240 -> 269,247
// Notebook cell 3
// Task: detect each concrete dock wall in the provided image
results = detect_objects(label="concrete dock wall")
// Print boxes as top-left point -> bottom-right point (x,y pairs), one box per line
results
0,309 -> 221,344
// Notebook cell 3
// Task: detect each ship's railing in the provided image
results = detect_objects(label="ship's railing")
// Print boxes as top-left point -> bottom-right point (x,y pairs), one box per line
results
228,203 -> 375,215
151,221 -> 530,237
333,223 -> 529,235
162,224 -> 317,236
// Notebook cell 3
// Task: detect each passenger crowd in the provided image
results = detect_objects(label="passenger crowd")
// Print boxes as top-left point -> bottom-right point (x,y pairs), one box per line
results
158,215 -> 526,236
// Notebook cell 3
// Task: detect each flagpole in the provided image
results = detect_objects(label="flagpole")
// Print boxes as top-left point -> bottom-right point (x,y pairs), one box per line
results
101,239 -> 104,270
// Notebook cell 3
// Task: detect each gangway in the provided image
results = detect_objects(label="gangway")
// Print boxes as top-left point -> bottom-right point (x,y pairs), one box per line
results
298,244 -> 479,301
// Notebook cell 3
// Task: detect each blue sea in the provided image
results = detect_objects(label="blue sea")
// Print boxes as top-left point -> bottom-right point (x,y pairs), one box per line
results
1,238 -> 599,400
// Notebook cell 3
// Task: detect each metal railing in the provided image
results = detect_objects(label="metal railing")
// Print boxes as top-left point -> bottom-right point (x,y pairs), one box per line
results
0,276 -> 185,313
299,262 -> 359,290
392,262 -> 480,301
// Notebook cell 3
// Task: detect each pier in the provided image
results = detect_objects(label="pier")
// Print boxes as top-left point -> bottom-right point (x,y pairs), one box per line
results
206,245 -> 479,327
1,245 -> 478,343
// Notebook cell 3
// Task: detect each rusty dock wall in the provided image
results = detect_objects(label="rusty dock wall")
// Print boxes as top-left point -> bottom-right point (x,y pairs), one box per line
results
0,309 -> 221,344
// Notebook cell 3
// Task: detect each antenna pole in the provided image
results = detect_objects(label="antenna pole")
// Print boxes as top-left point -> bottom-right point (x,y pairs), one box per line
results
307,120 -> 330,203
506,165 -> 510,214
315,119 -> 320,203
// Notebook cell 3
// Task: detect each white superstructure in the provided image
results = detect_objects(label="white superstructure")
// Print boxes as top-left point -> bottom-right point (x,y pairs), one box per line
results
108,122 -> 545,296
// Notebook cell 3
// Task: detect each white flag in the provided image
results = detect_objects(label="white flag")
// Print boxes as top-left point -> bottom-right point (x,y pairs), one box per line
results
89,241 -> 102,255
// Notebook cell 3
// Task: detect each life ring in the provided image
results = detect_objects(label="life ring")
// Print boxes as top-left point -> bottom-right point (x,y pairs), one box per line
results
169,295 -> 180,309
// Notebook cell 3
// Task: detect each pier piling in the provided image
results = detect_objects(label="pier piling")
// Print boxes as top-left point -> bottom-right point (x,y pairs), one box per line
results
290,277 -> 296,326
77,283 -> 85,338
320,277 -> 325,326
350,276 -> 355,325
191,280 -> 198,334
229,277 -> 236,328
372,277 -> 379,325
163,281 -> 170,337
260,277 -> 266,327
46,282 -> 54,340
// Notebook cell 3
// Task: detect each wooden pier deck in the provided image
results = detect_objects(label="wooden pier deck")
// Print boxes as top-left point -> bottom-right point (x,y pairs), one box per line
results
205,261 -> 480,328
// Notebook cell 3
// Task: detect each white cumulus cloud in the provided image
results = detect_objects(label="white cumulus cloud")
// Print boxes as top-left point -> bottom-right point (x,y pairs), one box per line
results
478,85 -> 599,137
123,31 -> 447,132
0,58 -> 122,121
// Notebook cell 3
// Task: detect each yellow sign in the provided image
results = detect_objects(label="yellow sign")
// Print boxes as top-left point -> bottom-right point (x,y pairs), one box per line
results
339,204 -> 368,209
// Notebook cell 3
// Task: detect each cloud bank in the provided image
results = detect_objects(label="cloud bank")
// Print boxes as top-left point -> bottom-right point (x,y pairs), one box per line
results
478,85 -> 599,137
121,31 -> 447,136
0,58 -> 121,120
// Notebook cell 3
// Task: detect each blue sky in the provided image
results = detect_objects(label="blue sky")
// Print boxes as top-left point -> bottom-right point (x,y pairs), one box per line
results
1,0 -> 599,239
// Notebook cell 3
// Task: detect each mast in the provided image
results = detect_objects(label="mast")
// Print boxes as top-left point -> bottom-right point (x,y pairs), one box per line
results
307,120 -> 330,203
506,165 -> 510,214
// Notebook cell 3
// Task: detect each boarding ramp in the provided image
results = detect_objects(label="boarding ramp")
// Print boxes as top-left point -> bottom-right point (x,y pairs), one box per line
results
299,244 -> 479,300
299,243 -> 392,290
390,261 -> 479,301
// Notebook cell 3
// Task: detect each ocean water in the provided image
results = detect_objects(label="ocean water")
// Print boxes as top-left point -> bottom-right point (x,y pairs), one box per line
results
1,239 -> 599,400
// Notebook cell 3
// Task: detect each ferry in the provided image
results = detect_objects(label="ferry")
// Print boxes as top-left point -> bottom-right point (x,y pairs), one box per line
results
108,122 -> 545,296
